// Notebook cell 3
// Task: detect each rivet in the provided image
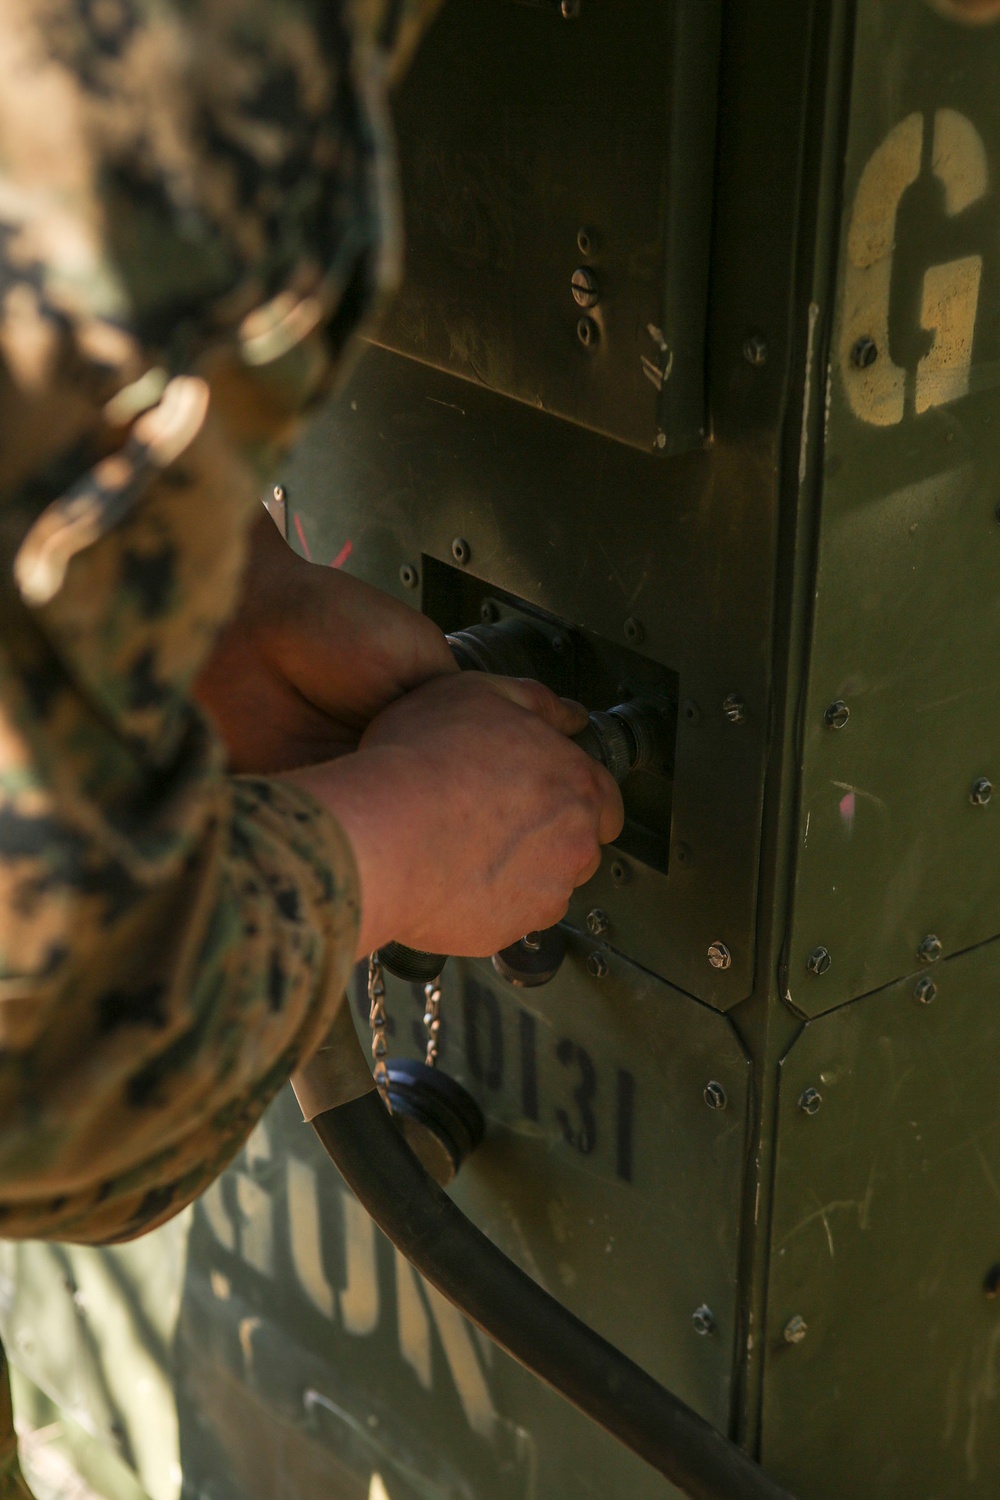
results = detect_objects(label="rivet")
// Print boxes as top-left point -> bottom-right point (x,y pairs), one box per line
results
692,1305 -> 716,1336
451,537 -> 471,566
914,975 -> 937,1004
571,267 -> 599,308
609,858 -> 630,886
743,335 -> 768,367
586,951 -> 609,979
577,316 -> 598,348
399,564 -> 419,589
708,942 -> 732,971
806,946 -> 831,976
723,694 -> 747,725
586,908 -> 609,937
271,484 -> 287,506
824,700 -> 850,730
623,616 -> 645,645
971,777 -> 993,806
784,1314 -> 808,1345
704,1081 -> 728,1111
798,1087 -> 822,1115
918,933 -> 943,965
851,336 -> 878,369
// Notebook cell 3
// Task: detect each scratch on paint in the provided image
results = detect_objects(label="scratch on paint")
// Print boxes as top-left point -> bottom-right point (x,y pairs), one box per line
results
804,811 -> 811,848
426,396 -> 466,415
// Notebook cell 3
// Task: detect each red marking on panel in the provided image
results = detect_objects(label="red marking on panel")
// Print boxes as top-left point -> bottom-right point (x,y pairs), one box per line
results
293,512 -> 312,561
331,540 -> 353,569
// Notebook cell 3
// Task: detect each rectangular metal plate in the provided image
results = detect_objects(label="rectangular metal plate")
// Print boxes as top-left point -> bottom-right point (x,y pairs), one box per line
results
763,936 -> 1000,1497
377,0 -> 722,453
785,0 -> 1000,1015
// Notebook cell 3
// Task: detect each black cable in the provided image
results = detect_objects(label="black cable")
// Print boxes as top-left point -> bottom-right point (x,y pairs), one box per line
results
312,1093 -> 796,1500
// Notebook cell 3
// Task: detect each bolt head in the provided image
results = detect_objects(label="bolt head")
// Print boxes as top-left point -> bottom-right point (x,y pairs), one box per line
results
971,777 -> 993,806
918,933 -> 943,964
704,1081 -> 728,1111
692,1305 -> 716,1336
824,700 -> 850,730
451,537 -> 471,566
743,334 -> 768,367
521,932 -> 542,952
399,564 -> 419,589
708,942 -> 732,971
798,1087 -> 822,1116
586,951 -> 609,979
806,946 -> 832,976
914,976 -> 937,1004
851,336 -> 879,369
784,1315 -> 808,1345
577,316 -> 598,348
586,908 -> 609,937
571,267 -> 599,308
723,694 -> 747,725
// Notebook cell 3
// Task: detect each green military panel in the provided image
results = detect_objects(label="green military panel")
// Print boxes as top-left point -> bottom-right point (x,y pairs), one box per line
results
168,948 -> 749,1499
282,348 -> 773,1010
762,936 -> 1000,1497
379,0 -> 721,453
786,1 -> 1000,1016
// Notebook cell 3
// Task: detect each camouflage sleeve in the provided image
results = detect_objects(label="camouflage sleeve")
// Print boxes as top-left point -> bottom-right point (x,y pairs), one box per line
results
0,0 -> 440,1245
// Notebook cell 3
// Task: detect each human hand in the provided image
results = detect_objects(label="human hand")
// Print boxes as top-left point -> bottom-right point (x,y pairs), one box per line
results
284,672 -> 625,961
194,513 -> 457,772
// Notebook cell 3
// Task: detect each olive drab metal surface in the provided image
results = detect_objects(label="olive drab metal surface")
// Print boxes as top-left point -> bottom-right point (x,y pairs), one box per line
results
8,1 -> 1000,1498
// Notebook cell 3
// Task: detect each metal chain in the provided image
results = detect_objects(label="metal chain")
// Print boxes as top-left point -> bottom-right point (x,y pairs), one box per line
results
367,952 -> 392,1112
423,976 -> 442,1068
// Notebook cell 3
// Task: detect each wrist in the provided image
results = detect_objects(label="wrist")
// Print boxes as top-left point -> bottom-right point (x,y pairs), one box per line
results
282,746 -> 438,961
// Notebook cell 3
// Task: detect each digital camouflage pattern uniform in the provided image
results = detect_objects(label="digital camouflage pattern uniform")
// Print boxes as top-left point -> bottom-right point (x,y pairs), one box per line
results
0,0 -> 440,1487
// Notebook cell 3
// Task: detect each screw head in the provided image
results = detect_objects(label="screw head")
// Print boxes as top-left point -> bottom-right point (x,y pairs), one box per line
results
743,334 -> 768,367
480,598 -> 500,622
806,946 -> 832,976
851,336 -> 879,369
577,316 -> 598,347
399,563 -> 419,589
623,616 -> 645,646
692,1305 -> 716,1336
571,267 -> 599,308
708,942 -> 732,971
723,694 -> 747,725
271,484 -> 287,506
704,1081 -> 728,1111
586,951 -> 609,979
824,700 -> 850,730
451,537 -> 471,566
609,858 -> 630,886
586,908 -> 609,937
914,975 -> 937,1004
798,1087 -> 822,1116
918,933 -> 943,964
971,777 -> 993,806
784,1314 -> 808,1345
